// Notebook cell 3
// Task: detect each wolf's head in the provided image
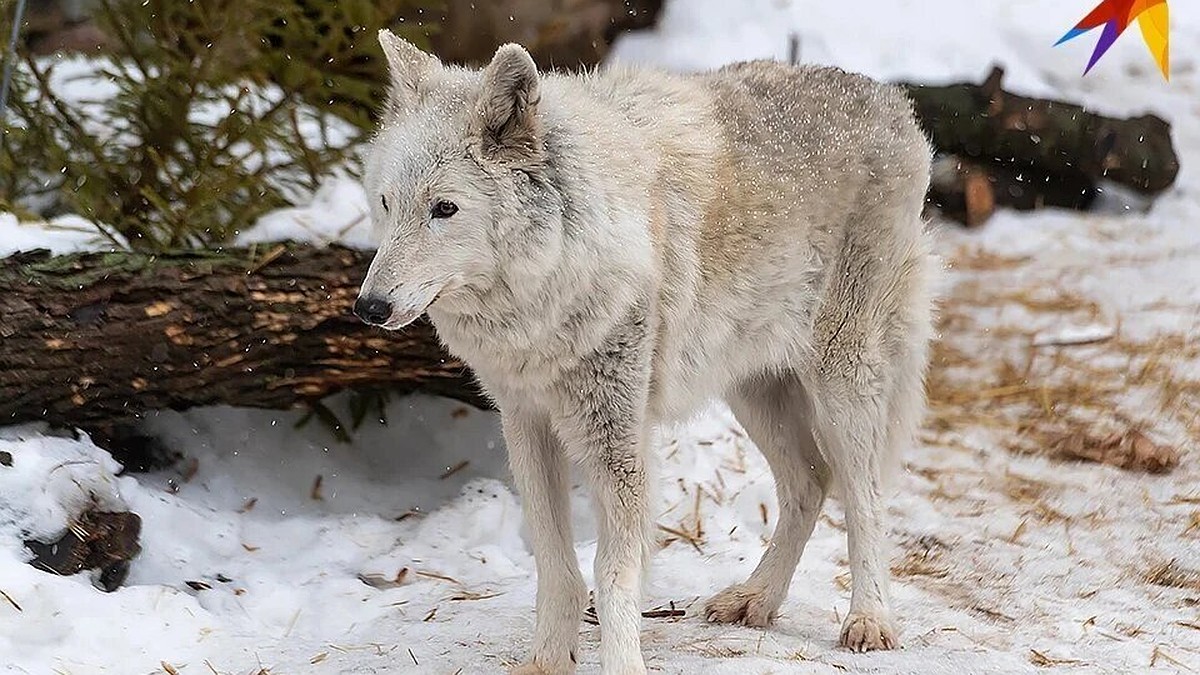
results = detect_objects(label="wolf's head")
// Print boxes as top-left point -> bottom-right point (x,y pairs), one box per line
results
354,30 -> 559,330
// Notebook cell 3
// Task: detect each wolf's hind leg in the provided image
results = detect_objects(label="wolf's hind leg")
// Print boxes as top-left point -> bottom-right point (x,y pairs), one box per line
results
829,289 -> 931,652
802,192 -> 934,651
800,368 -> 897,651
705,373 -> 830,627
805,252 -> 931,653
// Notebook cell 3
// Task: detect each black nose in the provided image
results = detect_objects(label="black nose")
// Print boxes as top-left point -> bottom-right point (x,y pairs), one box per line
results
353,296 -> 393,325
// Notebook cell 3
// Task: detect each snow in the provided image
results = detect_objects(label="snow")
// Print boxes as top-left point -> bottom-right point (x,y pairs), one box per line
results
0,173 -> 376,256
0,428 -> 128,545
0,212 -> 123,257
1031,323 -> 1115,347
232,177 -> 377,250
3,1 -> 1200,673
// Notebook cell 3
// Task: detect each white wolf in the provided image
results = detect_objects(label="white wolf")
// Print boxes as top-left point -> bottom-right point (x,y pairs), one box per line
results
356,29 -> 937,675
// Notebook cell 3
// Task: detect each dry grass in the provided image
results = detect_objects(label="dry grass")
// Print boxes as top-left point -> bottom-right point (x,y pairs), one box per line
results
1029,649 -> 1082,667
1046,428 -> 1177,473
583,599 -> 689,626
1149,645 -> 1194,671
657,480 -> 709,553
1144,559 -> 1200,591
674,637 -> 751,659
1184,512 -> 1200,537
0,588 -> 20,612
358,568 -> 409,590
924,244 -> 1198,474
892,535 -> 951,579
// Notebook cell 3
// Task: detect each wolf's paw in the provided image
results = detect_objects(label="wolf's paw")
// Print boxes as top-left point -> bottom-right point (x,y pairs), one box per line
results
838,613 -> 898,652
599,658 -> 647,675
509,657 -> 574,675
703,583 -> 779,627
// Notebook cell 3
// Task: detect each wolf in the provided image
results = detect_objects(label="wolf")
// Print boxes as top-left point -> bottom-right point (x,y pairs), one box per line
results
355,29 -> 937,675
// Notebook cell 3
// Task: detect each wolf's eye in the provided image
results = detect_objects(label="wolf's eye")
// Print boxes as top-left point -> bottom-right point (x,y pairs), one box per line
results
431,200 -> 458,219
380,195 -> 389,212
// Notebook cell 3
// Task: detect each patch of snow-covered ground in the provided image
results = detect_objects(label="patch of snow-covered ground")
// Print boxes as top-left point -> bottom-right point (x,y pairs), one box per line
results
3,1 -> 1200,673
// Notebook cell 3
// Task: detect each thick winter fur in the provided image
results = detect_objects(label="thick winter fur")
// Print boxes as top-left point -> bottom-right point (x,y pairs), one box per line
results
358,30 -> 937,675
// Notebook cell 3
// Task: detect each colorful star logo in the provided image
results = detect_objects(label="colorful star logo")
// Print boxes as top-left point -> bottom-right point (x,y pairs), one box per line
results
1056,0 -> 1170,80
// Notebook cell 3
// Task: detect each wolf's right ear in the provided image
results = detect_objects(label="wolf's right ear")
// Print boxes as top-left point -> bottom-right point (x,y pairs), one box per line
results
378,29 -> 439,118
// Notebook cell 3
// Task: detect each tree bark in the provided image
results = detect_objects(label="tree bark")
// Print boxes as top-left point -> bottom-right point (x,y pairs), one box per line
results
410,0 -> 663,71
926,154 -> 1098,227
0,244 -> 489,431
903,66 -> 1180,224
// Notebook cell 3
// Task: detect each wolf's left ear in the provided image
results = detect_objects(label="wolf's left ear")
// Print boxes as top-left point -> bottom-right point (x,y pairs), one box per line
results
474,43 -> 542,163
378,29 -> 439,118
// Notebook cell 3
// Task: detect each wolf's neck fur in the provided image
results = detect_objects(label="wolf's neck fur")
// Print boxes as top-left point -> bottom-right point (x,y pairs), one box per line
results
428,219 -> 652,392
427,95 -> 659,390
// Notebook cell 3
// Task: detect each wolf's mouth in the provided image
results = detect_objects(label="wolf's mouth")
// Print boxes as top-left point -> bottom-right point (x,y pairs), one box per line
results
378,290 -> 442,330
379,313 -> 420,330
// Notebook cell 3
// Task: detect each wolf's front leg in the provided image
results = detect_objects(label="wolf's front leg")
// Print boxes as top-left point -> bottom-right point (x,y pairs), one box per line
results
503,407 -> 588,675
586,440 -> 649,675
553,316 -> 653,675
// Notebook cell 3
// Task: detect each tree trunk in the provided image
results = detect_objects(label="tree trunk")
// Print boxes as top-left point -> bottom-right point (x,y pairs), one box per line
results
0,244 -> 489,432
411,0 -> 664,71
926,154 -> 1098,227
903,66 -> 1180,208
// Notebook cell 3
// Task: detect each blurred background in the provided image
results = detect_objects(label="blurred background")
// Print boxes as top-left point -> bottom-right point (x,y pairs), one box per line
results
0,1 -> 1196,674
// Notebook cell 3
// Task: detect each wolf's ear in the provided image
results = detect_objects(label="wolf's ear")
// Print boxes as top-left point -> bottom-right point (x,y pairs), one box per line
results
378,29 -> 438,118
474,43 -> 542,163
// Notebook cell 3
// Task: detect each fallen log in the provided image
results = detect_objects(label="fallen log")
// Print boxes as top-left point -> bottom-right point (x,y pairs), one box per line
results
0,244 -> 490,435
413,0 -> 664,70
927,154 -> 1098,227
903,66 -> 1180,224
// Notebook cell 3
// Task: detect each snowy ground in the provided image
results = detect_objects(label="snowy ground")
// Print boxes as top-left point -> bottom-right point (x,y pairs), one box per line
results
3,1 -> 1200,673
